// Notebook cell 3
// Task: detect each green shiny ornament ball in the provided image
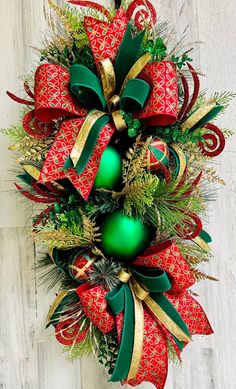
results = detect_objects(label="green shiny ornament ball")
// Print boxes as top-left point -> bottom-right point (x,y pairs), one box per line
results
54,203 -> 61,213
94,146 -> 122,190
100,211 -> 151,262
128,127 -> 138,138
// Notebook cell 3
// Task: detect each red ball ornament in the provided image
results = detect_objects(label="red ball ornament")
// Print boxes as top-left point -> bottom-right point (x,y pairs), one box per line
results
146,137 -> 169,172
68,250 -> 96,281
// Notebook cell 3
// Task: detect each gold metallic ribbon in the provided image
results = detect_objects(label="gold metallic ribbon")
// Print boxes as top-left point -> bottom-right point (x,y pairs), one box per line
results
70,110 -> 107,167
192,236 -> 211,252
181,100 -> 216,132
170,143 -> 187,181
120,52 -> 151,95
99,58 -> 116,100
22,164 -> 41,181
118,269 -> 191,380
70,54 -> 151,168
46,290 -> 69,327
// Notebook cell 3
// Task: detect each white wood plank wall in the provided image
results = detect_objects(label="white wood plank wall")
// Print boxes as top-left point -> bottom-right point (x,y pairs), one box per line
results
0,1 -> 236,388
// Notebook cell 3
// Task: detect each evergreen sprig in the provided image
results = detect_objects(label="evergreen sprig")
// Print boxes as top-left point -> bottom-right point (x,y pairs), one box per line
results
97,331 -> 119,375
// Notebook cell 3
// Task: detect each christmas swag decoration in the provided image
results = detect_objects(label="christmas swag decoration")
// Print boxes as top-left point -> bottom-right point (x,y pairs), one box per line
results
3,0 -> 234,387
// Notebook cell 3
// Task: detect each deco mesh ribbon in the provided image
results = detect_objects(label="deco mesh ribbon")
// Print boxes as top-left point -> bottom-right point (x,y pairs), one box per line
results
4,0 -> 232,388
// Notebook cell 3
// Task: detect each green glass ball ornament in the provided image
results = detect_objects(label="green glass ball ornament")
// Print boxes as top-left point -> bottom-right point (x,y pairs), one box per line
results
94,146 -> 122,190
100,211 -> 151,262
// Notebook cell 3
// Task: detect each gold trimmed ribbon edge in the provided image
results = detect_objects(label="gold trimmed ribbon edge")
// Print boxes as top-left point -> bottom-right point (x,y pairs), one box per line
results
127,278 -> 144,381
70,110 -> 107,167
144,295 -> 192,343
46,290 -> 69,326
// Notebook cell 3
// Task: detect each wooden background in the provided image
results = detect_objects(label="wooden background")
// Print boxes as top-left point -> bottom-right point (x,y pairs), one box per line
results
1,1 -> 236,388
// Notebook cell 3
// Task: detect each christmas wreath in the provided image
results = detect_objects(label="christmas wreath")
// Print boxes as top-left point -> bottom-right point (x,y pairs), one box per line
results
3,0 -> 234,388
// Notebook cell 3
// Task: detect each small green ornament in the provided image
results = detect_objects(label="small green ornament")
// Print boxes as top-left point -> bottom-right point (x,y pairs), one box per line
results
128,127 -> 138,138
49,211 -> 55,221
100,211 -> 151,262
54,203 -> 61,213
68,194 -> 76,205
94,146 -> 122,190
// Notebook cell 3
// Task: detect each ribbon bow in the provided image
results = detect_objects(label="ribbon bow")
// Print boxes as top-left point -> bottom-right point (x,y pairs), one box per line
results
106,267 -> 191,382
64,54 -> 151,174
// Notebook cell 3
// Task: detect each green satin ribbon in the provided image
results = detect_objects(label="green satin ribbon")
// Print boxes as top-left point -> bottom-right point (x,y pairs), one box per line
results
65,23 -> 150,175
114,23 -> 146,92
199,229 -> 212,243
17,173 -> 33,187
70,65 -> 106,110
106,283 -> 134,382
106,268 -> 190,382
64,112 -> 110,173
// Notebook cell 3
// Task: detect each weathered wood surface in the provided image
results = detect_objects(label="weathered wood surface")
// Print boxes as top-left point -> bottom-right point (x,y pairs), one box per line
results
0,1 -> 236,388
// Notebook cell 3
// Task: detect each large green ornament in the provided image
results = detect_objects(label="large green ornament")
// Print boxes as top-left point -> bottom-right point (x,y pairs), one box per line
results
100,211 -> 151,262
94,146 -> 122,189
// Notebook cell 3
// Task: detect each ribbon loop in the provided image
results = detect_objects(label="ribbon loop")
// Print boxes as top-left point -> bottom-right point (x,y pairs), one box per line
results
120,78 -> 150,112
99,58 -> 116,100
70,64 -> 106,110
133,267 -> 171,293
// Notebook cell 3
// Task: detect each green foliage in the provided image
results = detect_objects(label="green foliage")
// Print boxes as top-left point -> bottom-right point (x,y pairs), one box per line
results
222,128 -> 234,138
34,210 -> 100,250
36,253 -> 65,292
1,123 -> 27,142
93,191 -> 121,214
178,241 -> 212,266
171,52 -> 193,69
40,42 -> 95,70
142,37 -> 167,61
97,330 -> 119,375
191,91 -> 235,116
211,91 -> 236,109
9,134 -> 54,162
123,172 -> 159,216
167,339 -> 181,365
153,177 -> 206,239
122,136 -> 150,185
155,125 -> 204,145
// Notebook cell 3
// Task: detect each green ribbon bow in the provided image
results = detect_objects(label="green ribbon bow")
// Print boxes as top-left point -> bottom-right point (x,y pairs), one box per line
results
63,23 -> 150,174
106,268 -> 191,382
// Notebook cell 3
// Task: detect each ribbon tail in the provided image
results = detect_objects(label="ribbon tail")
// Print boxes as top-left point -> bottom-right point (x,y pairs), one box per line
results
127,279 -> 144,381
106,283 -> 135,382
114,23 -> 145,91
64,111 -> 110,174
145,293 -> 191,348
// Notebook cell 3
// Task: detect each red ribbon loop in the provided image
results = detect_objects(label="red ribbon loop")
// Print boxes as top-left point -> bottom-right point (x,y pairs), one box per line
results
76,283 -> 115,333
134,240 -> 195,293
34,64 -> 87,122
138,61 -> 178,125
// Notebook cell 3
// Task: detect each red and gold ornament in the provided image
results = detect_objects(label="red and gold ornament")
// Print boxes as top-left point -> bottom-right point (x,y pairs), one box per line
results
146,137 -> 169,172
68,249 -> 96,281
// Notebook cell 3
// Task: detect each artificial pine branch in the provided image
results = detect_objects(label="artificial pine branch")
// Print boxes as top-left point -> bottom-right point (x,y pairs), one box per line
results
88,259 -> 122,290
203,167 -> 225,185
